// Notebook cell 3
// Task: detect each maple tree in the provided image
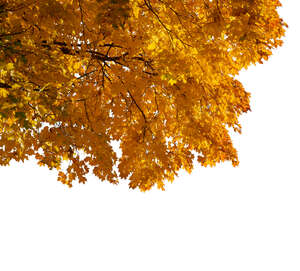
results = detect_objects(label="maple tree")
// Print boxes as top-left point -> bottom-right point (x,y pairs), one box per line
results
0,0 -> 287,191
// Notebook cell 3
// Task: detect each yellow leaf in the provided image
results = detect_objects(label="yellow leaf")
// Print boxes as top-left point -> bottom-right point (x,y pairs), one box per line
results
168,79 -> 177,85
147,42 -> 156,50
6,118 -> 15,126
0,88 -> 9,98
132,1 -> 139,18
62,153 -> 69,161
6,63 -> 14,70
12,83 -> 20,89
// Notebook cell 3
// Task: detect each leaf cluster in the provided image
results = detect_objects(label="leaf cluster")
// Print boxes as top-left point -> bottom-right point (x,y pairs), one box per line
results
0,0 -> 287,190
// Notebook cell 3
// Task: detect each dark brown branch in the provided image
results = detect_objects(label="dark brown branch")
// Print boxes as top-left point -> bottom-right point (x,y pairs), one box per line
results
127,90 -> 147,123
0,82 -> 12,89
144,0 -> 191,47
83,99 -> 94,132
0,28 -> 30,38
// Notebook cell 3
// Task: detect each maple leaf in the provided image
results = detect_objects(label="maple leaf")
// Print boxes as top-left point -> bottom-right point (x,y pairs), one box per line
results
0,0 -> 287,191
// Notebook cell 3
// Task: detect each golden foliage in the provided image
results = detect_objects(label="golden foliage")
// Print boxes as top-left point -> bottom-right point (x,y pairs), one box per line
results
0,0 -> 287,190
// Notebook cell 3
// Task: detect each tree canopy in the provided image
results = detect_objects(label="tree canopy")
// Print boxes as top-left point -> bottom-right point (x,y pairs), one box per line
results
0,0 -> 287,190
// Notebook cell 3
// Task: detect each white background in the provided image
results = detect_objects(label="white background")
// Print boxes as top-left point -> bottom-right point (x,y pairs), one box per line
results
0,2 -> 299,271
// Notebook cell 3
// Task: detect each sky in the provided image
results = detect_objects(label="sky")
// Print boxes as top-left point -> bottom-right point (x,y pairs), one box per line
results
0,2 -> 299,271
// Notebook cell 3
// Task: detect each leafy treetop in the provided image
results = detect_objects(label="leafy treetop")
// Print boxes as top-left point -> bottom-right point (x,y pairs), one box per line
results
0,0 -> 287,191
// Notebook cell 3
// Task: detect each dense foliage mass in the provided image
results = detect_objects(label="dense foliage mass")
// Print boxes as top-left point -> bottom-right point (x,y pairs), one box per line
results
0,0 -> 286,190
